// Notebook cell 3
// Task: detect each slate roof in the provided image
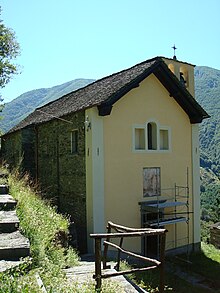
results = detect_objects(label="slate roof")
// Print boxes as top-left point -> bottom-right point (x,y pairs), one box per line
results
5,57 -> 209,135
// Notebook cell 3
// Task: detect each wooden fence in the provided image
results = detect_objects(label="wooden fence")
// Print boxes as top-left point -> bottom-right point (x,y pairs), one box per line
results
210,222 -> 220,249
90,221 -> 167,292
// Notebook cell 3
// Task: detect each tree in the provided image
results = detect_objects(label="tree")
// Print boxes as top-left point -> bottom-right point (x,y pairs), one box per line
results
0,7 -> 20,94
0,7 -> 20,134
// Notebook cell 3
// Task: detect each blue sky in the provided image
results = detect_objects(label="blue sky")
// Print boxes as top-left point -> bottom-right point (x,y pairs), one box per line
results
1,0 -> 220,102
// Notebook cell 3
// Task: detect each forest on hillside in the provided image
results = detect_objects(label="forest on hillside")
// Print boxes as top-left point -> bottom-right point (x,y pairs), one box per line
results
195,66 -> 220,177
195,66 -> 220,231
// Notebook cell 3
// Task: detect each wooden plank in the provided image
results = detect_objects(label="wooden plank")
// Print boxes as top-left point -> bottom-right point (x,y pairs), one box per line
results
104,240 -> 161,266
107,221 -> 153,232
147,217 -> 187,227
101,265 -> 158,279
90,229 -> 167,239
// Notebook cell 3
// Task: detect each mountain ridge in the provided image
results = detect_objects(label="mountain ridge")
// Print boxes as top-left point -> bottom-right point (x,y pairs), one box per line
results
0,78 -> 95,132
195,66 -> 220,177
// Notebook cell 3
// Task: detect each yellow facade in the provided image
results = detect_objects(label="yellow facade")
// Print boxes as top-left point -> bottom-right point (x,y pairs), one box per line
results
86,72 -> 198,253
104,74 -> 192,252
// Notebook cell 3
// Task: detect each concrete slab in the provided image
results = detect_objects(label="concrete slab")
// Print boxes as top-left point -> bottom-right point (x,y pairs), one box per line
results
0,231 -> 30,260
64,261 -> 147,292
0,210 -> 19,232
0,194 -> 17,210
0,260 -> 25,272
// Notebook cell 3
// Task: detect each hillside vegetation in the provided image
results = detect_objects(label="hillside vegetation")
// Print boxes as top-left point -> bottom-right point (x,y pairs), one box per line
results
1,78 -> 95,132
195,66 -> 220,177
194,66 -> 220,231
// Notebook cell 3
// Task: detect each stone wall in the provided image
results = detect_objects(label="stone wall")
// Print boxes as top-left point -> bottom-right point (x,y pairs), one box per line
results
1,131 -> 23,168
1,127 -> 37,178
2,111 -> 87,253
21,127 -> 37,178
36,111 -> 87,253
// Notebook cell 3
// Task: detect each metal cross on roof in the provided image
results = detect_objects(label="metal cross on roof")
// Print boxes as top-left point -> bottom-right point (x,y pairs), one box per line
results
172,44 -> 177,60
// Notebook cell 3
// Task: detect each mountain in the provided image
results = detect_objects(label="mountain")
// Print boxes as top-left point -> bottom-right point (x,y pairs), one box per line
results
195,66 -> 220,177
0,78 -> 95,133
194,66 -> 220,224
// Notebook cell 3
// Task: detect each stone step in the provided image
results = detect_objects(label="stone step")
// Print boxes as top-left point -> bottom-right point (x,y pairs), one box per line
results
0,194 -> 17,211
0,184 -> 9,195
0,211 -> 19,233
0,259 -> 27,273
0,231 -> 30,260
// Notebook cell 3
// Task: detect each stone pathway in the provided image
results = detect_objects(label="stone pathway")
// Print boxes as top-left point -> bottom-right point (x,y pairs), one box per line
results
166,261 -> 219,293
64,257 -> 147,292
0,179 -> 30,272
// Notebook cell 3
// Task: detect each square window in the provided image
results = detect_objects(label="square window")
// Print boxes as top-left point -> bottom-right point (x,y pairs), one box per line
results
160,129 -> 169,150
135,128 -> 145,150
71,130 -> 78,154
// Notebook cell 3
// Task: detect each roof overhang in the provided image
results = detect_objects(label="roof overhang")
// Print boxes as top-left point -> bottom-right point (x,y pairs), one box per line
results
98,59 -> 210,123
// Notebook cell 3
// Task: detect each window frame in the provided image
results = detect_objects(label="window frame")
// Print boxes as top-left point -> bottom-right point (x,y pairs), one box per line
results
159,126 -> 170,151
133,121 -> 171,153
134,126 -> 146,150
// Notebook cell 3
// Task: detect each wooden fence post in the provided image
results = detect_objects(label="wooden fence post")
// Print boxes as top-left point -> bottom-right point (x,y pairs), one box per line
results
94,238 -> 102,291
159,233 -> 166,293
116,237 -> 123,271
103,223 -> 111,269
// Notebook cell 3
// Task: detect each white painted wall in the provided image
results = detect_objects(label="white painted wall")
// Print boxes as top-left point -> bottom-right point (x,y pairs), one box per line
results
85,108 -> 105,252
191,124 -> 201,247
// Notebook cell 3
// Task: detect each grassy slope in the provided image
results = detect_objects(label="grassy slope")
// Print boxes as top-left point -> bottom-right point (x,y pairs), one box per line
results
129,242 -> 220,292
0,168 -> 124,292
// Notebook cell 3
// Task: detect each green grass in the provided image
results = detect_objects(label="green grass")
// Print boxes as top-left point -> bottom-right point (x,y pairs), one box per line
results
8,170 -> 78,269
0,167 -> 124,292
126,243 -> 220,292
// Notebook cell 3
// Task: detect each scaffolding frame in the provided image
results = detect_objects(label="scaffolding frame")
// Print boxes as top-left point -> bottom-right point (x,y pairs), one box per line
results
139,171 -> 191,256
